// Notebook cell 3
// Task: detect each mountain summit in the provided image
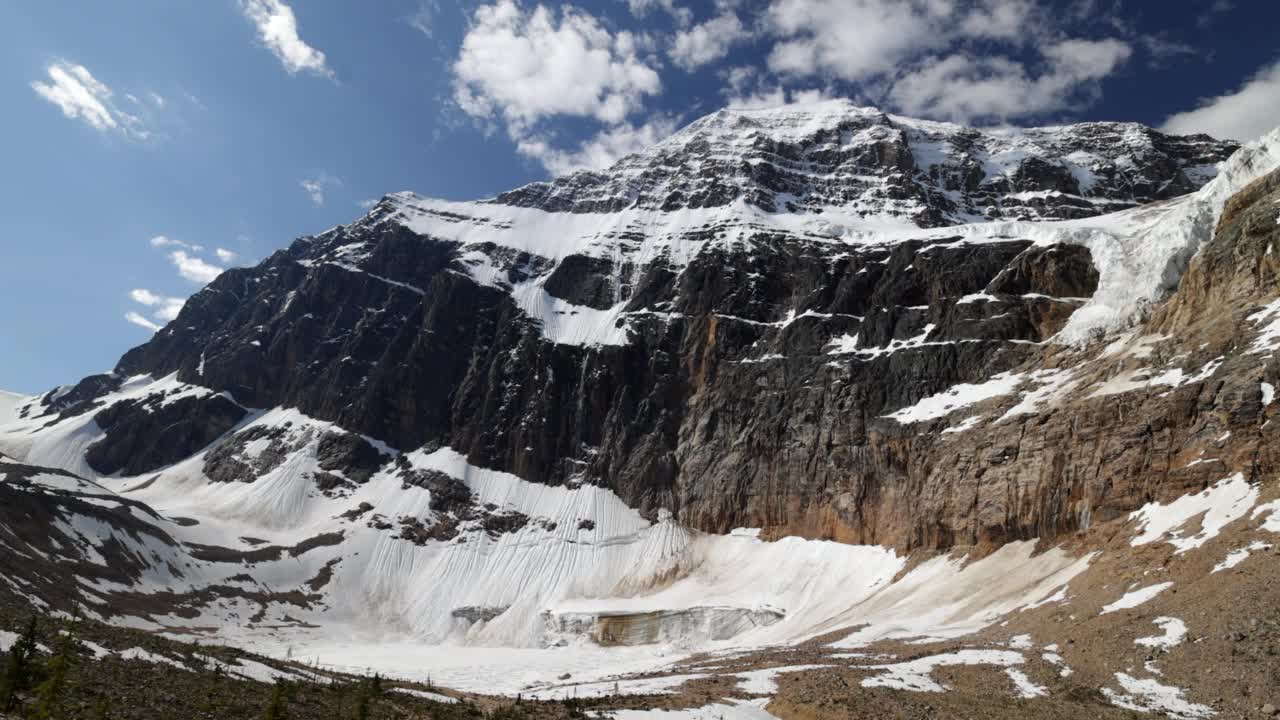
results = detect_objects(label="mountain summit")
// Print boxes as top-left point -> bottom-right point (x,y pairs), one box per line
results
499,100 -> 1235,224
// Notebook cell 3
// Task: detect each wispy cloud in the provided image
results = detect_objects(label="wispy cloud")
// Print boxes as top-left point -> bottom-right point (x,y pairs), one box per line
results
409,0 -> 441,38
129,289 -> 186,322
30,60 -> 152,139
240,0 -> 334,78
126,237 -> 246,332
300,172 -> 341,206
169,250 -> 224,284
150,235 -> 203,252
124,311 -> 162,332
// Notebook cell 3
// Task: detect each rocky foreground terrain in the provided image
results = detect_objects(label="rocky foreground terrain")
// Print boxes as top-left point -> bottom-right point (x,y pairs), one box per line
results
1,101 -> 1278,718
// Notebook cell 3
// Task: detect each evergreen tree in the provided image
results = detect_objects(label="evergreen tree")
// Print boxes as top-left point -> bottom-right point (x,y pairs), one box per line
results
201,660 -> 225,715
31,629 -> 74,720
93,695 -> 112,720
353,680 -> 371,720
1,616 -> 40,712
262,680 -> 288,720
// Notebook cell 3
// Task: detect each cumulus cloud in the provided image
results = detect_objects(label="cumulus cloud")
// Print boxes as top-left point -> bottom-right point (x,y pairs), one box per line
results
451,1 -> 668,176
215,248 -> 238,264
766,0 -> 955,82
30,61 -> 152,139
240,0 -> 333,78
516,116 -> 679,175
124,312 -> 162,332
671,12 -> 752,71
300,172 -> 341,206
889,39 -> 1133,123
1162,60 -> 1280,142
169,250 -> 224,284
453,1 -> 661,130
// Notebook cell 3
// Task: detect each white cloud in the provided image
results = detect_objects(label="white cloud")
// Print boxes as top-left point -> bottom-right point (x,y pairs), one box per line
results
721,65 -> 833,110
1162,60 -> 1280,142
300,172 -> 341,206
451,1 -> 670,178
150,235 -> 204,252
169,250 -> 224,284
129,289 -> 185,322
30,61 -> 152,139
240,0 -> 333,78
452,1 -> 661,130
517,116 -> 679,175
149,91 -> 166,107
215,248 -> 238,264
625,0 -> 693,27
765,0 -> 955,82
671,12 -> 752,71
888,39 -> 1132,123
124,312 -> 162,332
31,61 -> 115,130
358,198 -> 379,209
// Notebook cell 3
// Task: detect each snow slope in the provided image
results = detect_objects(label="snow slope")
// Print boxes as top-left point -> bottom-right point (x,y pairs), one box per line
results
0,390 -> 23,425
0,375 -> 1096,693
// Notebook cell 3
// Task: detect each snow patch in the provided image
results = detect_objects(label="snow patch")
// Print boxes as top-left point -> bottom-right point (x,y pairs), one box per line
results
1252,499 -> 1280,532
883,372 -> 1022,424
607,698 -> 780,720
1135,617 -> 1188,650
1100,582 -> 1173,615
391,687 -> 458,704
1102,673 -> 1214,719
1005,667 -> 1047,698
1129,473 -> 1259,552
1211,541 -> 1273,573
859,649 -> 1024,693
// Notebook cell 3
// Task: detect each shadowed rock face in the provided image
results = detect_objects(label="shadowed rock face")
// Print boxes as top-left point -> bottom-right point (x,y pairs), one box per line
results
86,392 -> 246,476
35,109 -> 1274,553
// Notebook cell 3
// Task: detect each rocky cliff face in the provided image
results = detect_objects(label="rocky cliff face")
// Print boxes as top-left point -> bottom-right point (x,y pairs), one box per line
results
9,101 -> 1269,556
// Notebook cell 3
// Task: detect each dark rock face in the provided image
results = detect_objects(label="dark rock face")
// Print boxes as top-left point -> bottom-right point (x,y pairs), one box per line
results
86,392 -> 246,476
35,373 -> 122,420
400,466 -> 473,515
316,432 -> 388,484
204,424 -> 297,484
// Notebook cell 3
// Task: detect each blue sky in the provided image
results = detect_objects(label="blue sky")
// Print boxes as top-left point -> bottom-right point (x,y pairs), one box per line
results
2,0 -> 1278,394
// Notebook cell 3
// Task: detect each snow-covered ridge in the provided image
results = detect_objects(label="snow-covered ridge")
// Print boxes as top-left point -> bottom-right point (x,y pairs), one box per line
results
362,127 -> 1277,348
493,98 -> 1235,224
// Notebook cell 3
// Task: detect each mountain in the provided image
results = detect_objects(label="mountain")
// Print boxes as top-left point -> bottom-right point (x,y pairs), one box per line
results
1,101 -> 1278,718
